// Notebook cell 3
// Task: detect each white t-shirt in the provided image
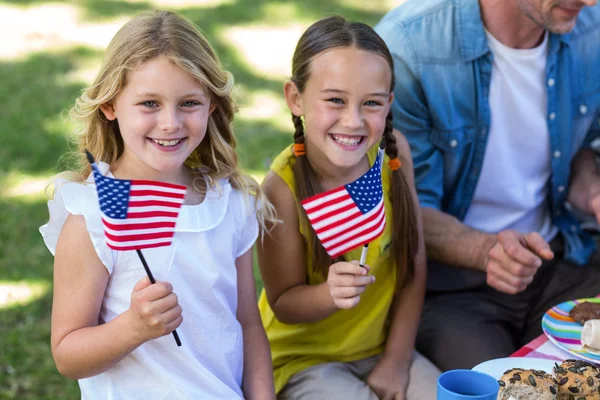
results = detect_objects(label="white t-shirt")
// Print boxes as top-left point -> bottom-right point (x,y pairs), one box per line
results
39,162 -> 258,400
463,30 -> 558,241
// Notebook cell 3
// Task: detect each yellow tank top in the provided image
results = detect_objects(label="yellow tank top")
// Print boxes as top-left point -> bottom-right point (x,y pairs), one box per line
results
258,145 -> 397,393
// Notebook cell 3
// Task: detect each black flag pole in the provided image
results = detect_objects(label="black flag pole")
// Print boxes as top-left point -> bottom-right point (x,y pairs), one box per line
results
136,249 -> 182,347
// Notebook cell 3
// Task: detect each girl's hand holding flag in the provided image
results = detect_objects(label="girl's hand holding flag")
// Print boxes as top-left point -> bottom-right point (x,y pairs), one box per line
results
326,260 -> 375,309
127,276 -> 183,343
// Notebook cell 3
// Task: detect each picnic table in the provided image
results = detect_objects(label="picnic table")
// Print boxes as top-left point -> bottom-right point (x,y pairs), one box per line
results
512,333 -> 572,361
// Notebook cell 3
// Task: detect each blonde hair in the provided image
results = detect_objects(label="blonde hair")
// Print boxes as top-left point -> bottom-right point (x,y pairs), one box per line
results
64,10 -> 276,229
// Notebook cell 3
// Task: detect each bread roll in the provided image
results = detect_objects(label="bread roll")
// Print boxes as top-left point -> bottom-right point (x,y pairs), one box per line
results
497,368 -> 557,400
582,320 -> 600,350
554,359 -> 600,399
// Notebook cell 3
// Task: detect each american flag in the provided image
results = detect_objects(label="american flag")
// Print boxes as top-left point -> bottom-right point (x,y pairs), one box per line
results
87,153 -> 187,251
301,148 -> 386,258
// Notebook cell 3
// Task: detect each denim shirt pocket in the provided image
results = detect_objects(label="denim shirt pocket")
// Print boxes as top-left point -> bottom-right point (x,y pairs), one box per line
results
428,128 -> 474,152
570,91 -> 600,155
428,128 -> 476,197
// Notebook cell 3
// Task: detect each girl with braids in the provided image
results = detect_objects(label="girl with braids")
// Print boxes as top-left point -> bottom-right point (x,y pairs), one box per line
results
39,11 -> 276,399
257,15 -> 439,400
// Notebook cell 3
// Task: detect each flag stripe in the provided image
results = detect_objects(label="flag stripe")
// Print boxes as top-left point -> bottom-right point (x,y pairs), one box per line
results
328,221 -> 386,258
321,200 -> 385,246
314,208 -> 362,235
129,190 -> 186,199
106,240 -> 173,251
127,195 -> 185,203
317,197 -> 384,237
307,201 -> 358,225
311,206 -> 362,231
102,219 -> 177,231
126,211 -> 180,219
104,230 -> 175,243
102,216 -> 179,226
301,187 -> 348,211
323,206 -> 385,249
130,180 -> 187,191
104,225 -> 177,236
128,200 -> 185,208
104,235 -> 175,247
301,194 -> 353,216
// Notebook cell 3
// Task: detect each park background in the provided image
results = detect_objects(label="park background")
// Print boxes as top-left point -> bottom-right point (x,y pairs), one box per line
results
0,0 -> 404,398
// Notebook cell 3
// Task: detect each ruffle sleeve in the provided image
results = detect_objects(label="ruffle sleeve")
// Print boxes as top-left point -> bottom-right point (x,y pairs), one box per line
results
39,178 -> 115,274
230,189 -> 259,258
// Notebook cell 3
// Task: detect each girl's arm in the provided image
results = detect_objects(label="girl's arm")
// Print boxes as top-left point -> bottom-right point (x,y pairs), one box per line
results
236,248 -> 275,400
258,172 -> 364,324
51,214 -> 181,379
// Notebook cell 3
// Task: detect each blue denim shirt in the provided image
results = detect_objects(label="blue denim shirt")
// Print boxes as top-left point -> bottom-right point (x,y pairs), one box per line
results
376,0 -> 600,265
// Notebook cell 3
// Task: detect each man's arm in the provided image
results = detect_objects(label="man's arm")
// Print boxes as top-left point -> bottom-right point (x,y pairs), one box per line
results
421,207 -> 496,271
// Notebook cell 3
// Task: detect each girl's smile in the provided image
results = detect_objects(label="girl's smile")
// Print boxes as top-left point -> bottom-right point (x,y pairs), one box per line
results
329,133 -> 367,150
147,137 -> 188,152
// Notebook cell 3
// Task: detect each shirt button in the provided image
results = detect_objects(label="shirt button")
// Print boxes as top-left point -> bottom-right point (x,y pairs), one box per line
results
557,185 -> 565,193
555,210 -> 562,216
553,150 -> 561,158
449,139 -> 458,148
571,225 -> 578,232
549,112 -> 556,120
580,104 -> 588,114
548,78 -> 555,87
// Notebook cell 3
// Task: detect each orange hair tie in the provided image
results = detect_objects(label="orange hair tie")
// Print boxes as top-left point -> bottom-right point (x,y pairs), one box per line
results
293,143 -> 306,156
388,158 -> 401,171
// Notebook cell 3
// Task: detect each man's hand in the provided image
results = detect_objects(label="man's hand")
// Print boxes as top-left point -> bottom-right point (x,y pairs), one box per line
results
584,180 -> 600,224
484,230 -> 554,294
567,148 -> 600,223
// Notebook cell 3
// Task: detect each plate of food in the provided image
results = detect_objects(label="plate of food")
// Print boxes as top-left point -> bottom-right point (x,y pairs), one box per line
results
541,297 -> 600,363
473,358 -> 600,399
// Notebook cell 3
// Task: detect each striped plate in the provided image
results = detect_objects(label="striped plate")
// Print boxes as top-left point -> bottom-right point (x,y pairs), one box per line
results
542,297 -> 600,363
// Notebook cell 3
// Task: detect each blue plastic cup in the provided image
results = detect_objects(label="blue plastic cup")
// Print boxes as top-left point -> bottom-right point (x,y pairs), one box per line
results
437,369 -> 499,399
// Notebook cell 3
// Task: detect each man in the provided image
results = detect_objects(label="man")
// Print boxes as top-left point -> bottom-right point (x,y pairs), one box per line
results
376,0 -> 600,371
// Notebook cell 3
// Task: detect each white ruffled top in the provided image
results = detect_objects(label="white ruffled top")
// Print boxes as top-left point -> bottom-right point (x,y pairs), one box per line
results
39,162 -> 258,400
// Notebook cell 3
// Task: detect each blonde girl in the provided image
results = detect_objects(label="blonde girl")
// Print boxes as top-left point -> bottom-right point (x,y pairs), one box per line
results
257,16 -> 440,400
40,10 -> 276,399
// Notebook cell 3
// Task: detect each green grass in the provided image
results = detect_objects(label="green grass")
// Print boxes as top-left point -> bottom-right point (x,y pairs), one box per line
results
0,1 -> 390,398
